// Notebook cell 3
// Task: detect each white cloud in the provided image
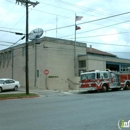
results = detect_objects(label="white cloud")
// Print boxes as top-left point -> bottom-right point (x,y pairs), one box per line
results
76,1 -> 88,6
1,0 -> 130,59
0,7 -> 8,21
100,29 -> 119,43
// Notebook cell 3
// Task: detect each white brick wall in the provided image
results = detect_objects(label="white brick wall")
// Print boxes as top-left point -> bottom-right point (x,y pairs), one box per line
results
0,37 -> 86,90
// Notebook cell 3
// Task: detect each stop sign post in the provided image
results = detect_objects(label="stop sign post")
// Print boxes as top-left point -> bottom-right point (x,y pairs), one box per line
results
44,69 -> 49,75
44,69 -> 49,89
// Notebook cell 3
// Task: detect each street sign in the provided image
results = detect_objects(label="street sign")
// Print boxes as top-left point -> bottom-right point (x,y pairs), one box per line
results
44,69 -> 49,75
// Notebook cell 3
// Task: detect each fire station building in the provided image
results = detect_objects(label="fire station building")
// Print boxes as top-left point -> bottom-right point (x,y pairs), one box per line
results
0,37 -> 130,91
79,46 -> 130,73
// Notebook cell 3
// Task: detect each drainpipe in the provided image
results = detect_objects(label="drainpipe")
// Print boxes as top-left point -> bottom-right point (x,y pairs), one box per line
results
11,49 -> 14,79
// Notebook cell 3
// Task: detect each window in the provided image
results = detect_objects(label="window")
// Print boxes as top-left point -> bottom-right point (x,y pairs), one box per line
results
121,65 -> 130,72
103,73 -> 108,78
81,73 -> 95,80
5,80 -> 10,84
81,74 -> 87,80
5,80 -> 15,84
0,80 -> 4,84
8,80 -> 15,83
97,73 -> 100,78
79,60 -> 86,68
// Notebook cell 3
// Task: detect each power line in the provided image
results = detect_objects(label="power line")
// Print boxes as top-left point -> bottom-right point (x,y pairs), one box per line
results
0,41 -> 14,44
5,0 -> 14,4
0,29 -> 24,35
0,26 -> 24,31
54,0 -> 130,21
4,0 -> 130,35
0,4 -> 16,24
0,44 -> 11,46
2,1 -> 22,38
80,41 -> 130,47
29,1 -> 130,39
35,1 -> 130,35
54,0 -> 101,13
39,1 -> 93,17
12,13 -> 26,28
38,0 -> 130,31
45,11 -> 130,32
68,31 -> 130,39
32,8 -> 73,19
3,1 -> 130,37
8,36 -> 25,48
59,19 -> 130,39
36,0 -> 130,29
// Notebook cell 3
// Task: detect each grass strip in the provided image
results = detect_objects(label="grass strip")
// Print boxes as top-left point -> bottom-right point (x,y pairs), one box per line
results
0,93 -> 39,100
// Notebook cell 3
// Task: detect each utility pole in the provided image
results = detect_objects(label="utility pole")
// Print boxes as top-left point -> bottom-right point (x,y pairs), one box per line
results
74,13 -> 77,77
16,0 -> 39,94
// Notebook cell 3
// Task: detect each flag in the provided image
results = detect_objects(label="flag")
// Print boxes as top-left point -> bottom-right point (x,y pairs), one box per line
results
76,16 -> 83,21
76,25 -> 81,30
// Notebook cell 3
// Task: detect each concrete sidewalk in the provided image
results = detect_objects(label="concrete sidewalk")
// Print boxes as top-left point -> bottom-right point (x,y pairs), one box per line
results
1,87 -> 80,97
17,87 -> 79,97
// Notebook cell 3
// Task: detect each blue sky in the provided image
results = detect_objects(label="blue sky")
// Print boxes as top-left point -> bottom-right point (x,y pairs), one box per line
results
1,0 -> 130,59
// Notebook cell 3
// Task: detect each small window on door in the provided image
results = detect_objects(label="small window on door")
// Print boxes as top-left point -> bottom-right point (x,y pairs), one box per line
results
97,73 -> 100,78
103,73 -> 108,78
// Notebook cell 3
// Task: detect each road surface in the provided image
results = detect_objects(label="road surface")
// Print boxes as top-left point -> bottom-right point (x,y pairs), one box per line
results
0,90 -> 130,130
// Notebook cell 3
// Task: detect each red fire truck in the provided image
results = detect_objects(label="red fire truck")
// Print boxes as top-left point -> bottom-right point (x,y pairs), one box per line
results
79,70 -> 130,92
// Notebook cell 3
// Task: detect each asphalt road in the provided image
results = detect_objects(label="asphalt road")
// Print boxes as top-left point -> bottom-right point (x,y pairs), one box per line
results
0,90 -> 130,130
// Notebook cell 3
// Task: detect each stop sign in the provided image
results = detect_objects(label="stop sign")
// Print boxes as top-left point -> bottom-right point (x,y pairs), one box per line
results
44,69 -> 49,75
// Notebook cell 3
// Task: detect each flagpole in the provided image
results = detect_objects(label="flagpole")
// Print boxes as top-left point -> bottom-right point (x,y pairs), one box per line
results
74,13 -> 77,77
74,15 -> 82,76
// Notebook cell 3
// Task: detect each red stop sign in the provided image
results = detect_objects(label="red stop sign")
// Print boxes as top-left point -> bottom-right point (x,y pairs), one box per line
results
44,69 -> 49,75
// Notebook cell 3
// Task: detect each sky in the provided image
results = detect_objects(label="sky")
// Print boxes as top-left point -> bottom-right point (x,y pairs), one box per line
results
1,0 -> 130,59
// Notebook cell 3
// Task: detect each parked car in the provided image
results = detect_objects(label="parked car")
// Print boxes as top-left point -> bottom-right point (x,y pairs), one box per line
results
0,78 -> 20,93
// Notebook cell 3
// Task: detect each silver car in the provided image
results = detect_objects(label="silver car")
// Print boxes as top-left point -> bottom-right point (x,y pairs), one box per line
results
0,78 -> 20,93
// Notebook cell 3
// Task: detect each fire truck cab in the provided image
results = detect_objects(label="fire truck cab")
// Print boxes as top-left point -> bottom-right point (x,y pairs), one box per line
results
79,70 -> 130,92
